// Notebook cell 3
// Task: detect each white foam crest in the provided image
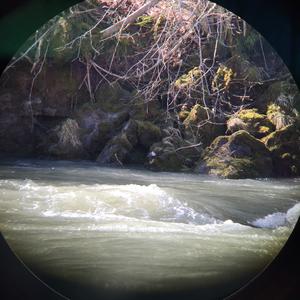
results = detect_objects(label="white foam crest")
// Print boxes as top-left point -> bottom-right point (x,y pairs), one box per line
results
286,202 -> 300,225
34,183 -> 220,225
250,202 -> 300,229
0,179 -> 210,225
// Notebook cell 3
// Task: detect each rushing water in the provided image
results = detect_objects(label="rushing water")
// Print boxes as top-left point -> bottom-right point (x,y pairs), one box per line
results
0,159 -> 299,299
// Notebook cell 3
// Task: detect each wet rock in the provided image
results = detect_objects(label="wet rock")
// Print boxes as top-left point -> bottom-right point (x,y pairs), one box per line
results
196,130 -> 273,179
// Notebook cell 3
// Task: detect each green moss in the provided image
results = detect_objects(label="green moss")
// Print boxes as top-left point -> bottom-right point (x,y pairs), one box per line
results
94,82 -> 131,112
212,65 -> 234,91
175,67 -> 201,88
129,93 -> 162,121
227,109 -> 274,138
135,15 -> 154,28
205,156 -> 258,179
178,110 -> 190,121
199,130 -> 273,178
237,109 -> 265,121
258,126 -> 271,134
267,103 -> 295,130
153,15 -> 165,37
136,120 -> 161,148
183,104 -> 209,126
235,28 -> 260,57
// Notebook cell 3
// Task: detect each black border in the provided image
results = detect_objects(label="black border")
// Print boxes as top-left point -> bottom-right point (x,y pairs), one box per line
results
0,1 -> 300,299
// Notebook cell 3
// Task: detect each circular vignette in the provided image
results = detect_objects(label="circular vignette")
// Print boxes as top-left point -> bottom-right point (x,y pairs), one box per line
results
0,0 -> 298,300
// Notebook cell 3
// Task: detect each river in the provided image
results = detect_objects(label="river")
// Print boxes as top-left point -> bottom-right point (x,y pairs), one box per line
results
0,159 -> 299,299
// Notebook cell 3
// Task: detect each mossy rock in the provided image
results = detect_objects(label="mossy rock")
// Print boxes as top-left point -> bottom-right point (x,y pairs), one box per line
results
135,15 -> 154,28
203,157 -> 262,179
136,120 -> 162,148
146,146 -> 185,172
266,103 -> 296,130
175,67 -> 201,89
227,108 -> 275,138
74,105 -> 129,157
178,110 -> 190,121
94,82 -> 132,113
255,80 -> 299,113
262,123 -> 300,176
32,64 -> 83,117
146,128 -> 202,172
122,119 -> 139,146
183,104 -> 226,146
183,104 -> 211,127
96,133 -> 133,165
212,65 -> 234,92
196,130 -> 273,179
129,95 -> 162,121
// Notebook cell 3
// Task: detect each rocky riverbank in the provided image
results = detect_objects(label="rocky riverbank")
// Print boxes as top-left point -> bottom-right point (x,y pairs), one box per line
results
0,0 -> 299,178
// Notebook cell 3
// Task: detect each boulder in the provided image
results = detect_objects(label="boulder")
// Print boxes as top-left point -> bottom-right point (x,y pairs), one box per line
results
94,82 -> 132,113
226,109 -> 275,138
76,105 -> 129,157
196,130 -> 273,179
183,104 -> 226,146
128,93 -> 162,121
96,119 -> 139,165
146,127 -> 202,172
255,79 -> 300,113
266,103 -> 296,130
262,122 -> 300,176
136,120 -> 162,148
96,119 -> 162,165
96,133 -> 133,165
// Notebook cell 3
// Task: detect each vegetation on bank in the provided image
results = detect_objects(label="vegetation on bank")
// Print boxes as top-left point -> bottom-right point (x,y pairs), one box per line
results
0,0 -> 299,178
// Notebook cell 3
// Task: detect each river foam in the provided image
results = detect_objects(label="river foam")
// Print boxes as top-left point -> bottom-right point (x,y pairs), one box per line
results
1,178 -> 299,231
250,202 -> 300,229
